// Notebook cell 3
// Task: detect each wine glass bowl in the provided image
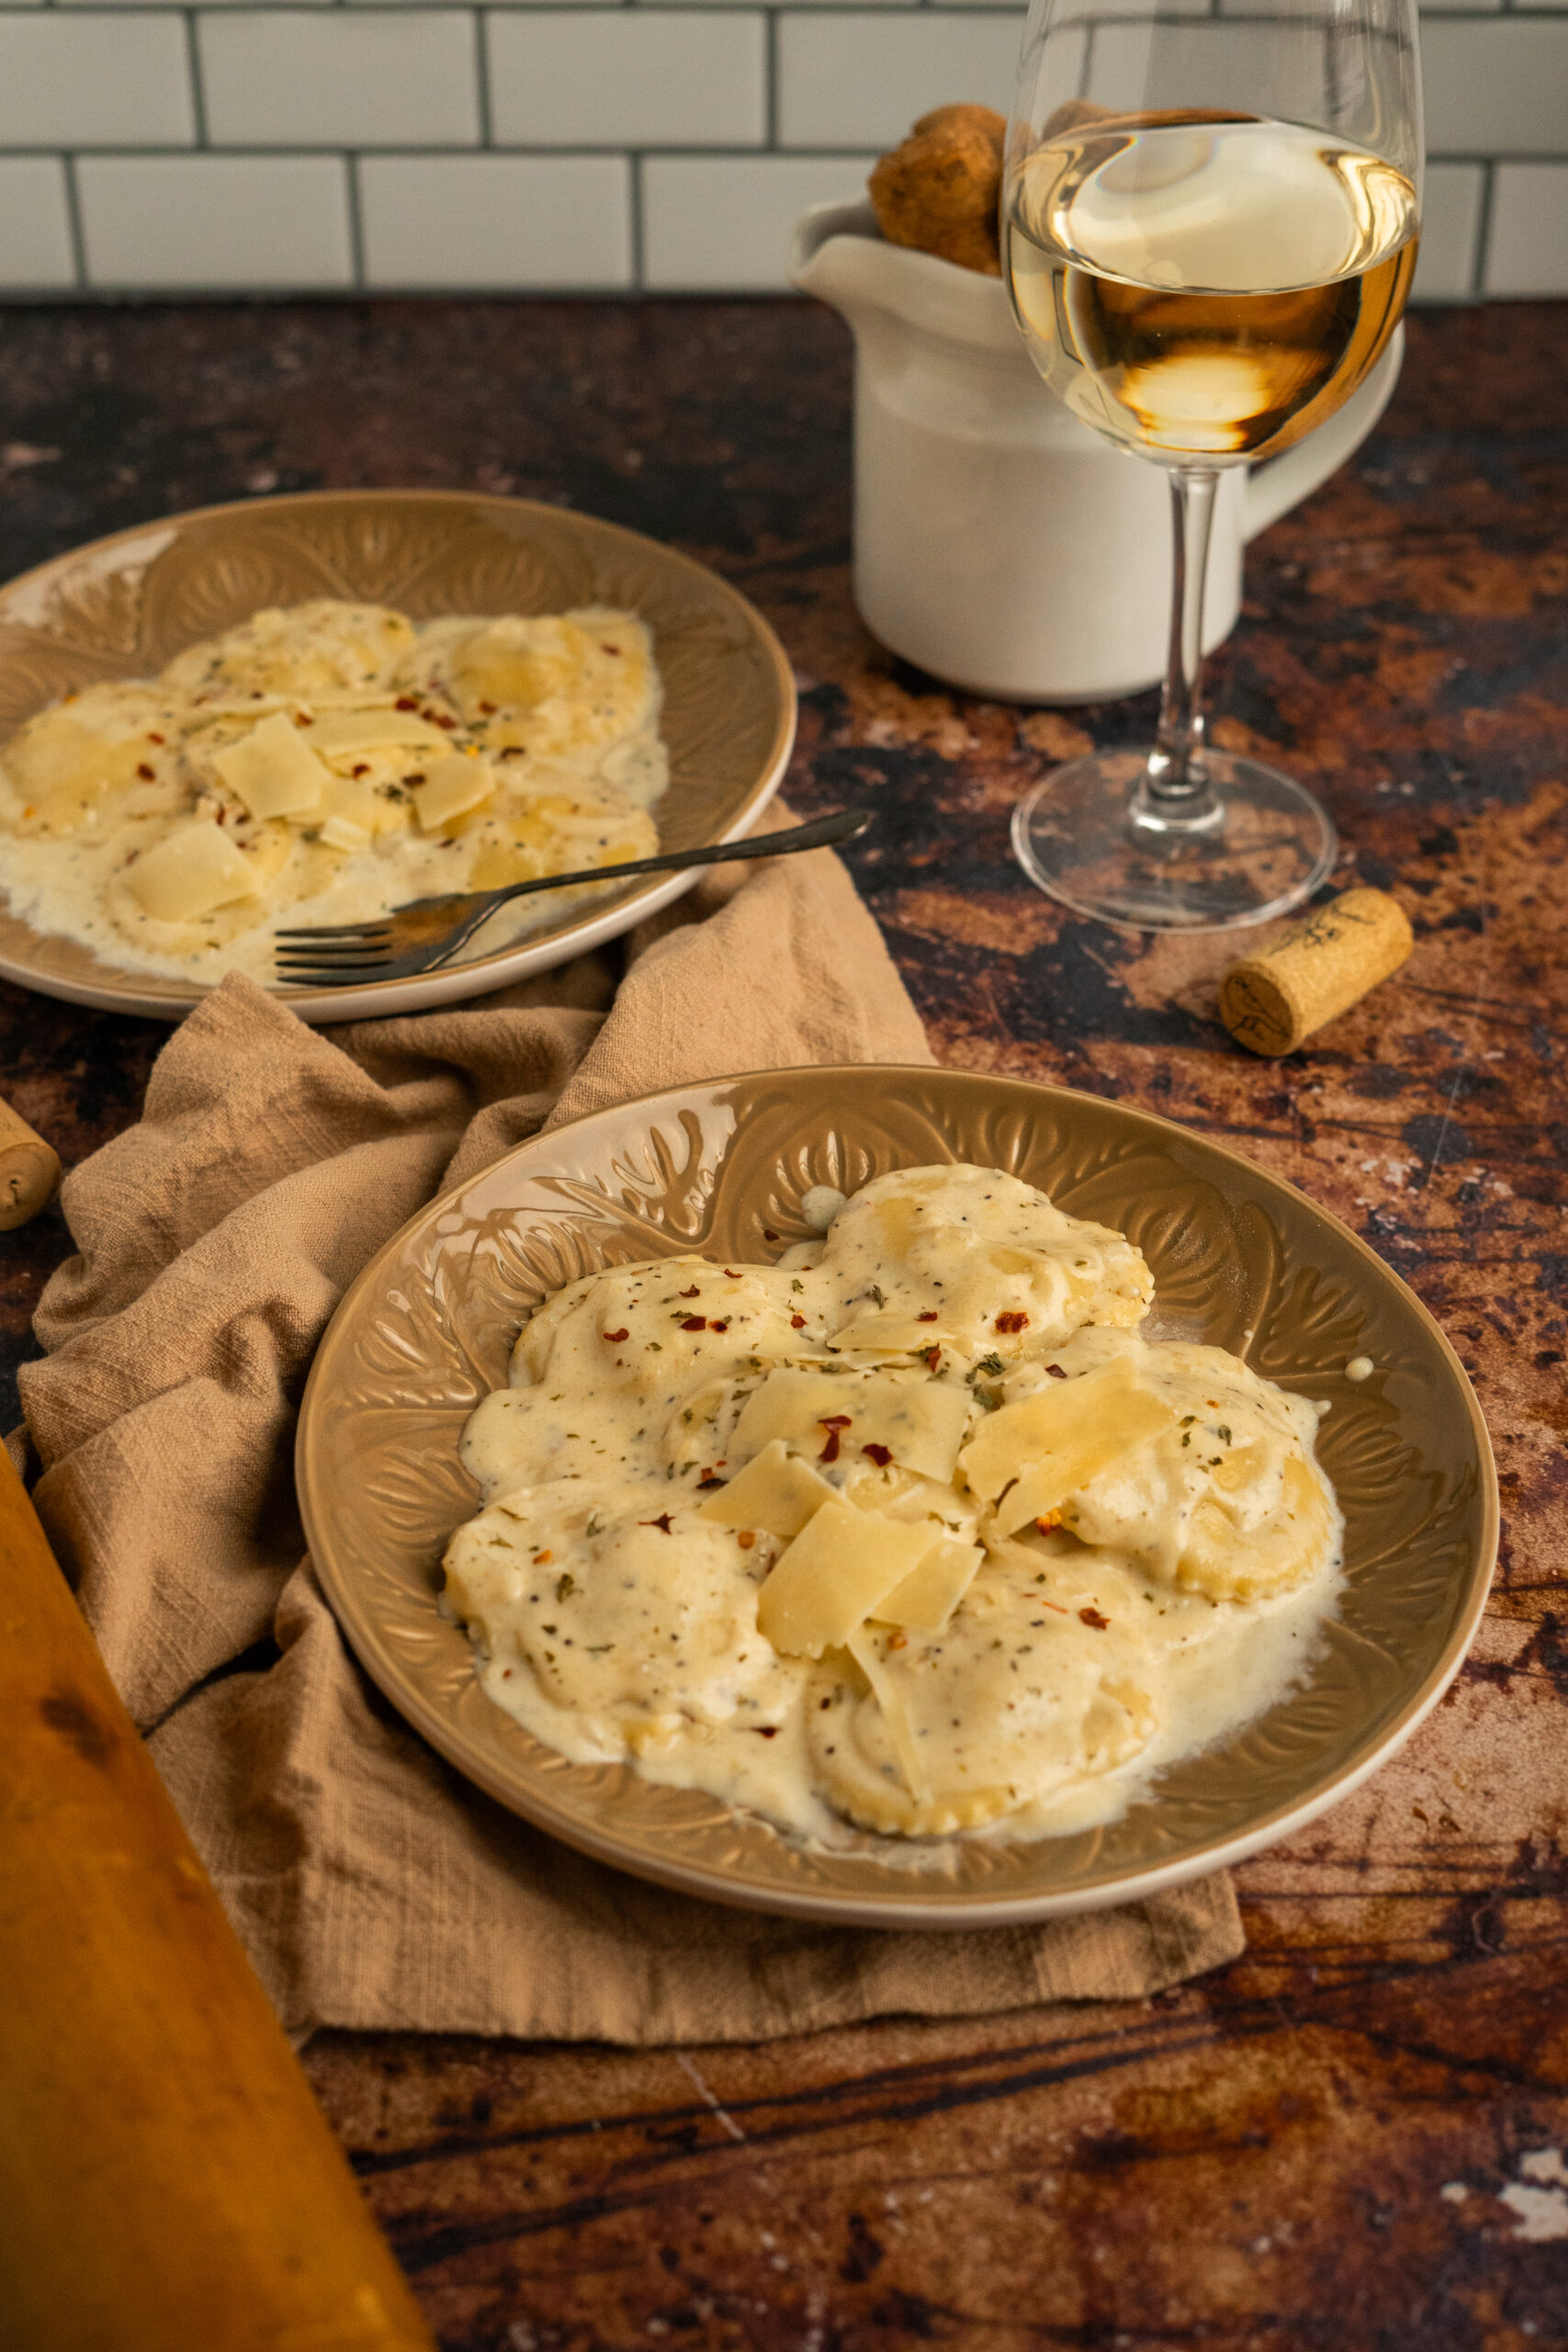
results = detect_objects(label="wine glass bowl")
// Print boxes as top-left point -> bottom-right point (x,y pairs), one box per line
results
1003,0 -> 1422,931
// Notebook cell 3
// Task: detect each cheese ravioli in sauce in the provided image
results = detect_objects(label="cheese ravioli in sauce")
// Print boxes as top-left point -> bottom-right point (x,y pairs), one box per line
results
0,597 -> 664,983
444,1165 -> 1343,1851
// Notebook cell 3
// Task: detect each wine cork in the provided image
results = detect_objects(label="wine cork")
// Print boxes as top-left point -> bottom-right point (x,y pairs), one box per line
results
1220,888 -> 1414,1057
0,1091 -> 62,1229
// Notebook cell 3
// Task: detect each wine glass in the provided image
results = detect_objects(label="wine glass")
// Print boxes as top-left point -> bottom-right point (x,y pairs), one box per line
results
1003,0 -> 1422,930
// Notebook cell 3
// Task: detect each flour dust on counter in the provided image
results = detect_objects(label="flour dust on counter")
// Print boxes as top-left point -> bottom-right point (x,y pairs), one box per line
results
0,599 -> 665,982
443,1165 -> 1344,1855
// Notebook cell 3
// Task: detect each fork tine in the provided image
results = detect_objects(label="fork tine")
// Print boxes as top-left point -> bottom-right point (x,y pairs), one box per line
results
275,944 -> 394,965
274,922 -> 394,942
272,950 -> 392,968
276,965 -> 396,988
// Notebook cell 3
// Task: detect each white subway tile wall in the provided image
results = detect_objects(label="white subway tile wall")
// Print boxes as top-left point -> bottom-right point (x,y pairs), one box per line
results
0,2 -> 1562,296
1486,161 -> 1568,292
198,12 -> 481,146
0,158 -> 76,287
487,12 -> 767,146
78,152 -> 354,281
359,152 -> 633,280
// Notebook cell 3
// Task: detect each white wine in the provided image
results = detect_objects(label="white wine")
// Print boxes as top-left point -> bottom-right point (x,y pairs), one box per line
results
1005,114 -> 1418,464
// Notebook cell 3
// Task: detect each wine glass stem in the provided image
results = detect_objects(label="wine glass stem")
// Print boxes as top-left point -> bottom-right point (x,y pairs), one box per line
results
1140,465 -> 1222,824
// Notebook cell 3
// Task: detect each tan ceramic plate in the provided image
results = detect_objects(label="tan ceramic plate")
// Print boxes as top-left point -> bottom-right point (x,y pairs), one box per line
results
0,490 -> 795,1023
299,1065 -> 1497,1926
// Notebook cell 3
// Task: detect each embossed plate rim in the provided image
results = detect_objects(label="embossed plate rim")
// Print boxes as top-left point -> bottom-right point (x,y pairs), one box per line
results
299,1065 -> 1498,1927
0,487 -> 797,1025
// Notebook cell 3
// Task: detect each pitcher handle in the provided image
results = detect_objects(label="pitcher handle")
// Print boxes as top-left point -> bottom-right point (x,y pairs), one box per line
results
1244,326 -> 1404,542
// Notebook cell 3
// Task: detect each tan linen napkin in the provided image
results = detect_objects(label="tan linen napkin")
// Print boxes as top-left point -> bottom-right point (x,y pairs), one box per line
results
19,836 -> 1242,2041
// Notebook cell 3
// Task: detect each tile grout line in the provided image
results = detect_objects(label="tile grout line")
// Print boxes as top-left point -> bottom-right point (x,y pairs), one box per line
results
474,5 -> 493,146
60,150 -> 89,288
627,148 -> 645,288
1470,155 -> 1497,296
183,6 -> 208,147
0,142 -> 1558,163
344,146 -> 367,285
764,5 -> 778,147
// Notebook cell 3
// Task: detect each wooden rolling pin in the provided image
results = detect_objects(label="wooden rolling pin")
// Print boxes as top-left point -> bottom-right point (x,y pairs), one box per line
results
0,1090 -> 61,1229
0,1446 -> 437,2352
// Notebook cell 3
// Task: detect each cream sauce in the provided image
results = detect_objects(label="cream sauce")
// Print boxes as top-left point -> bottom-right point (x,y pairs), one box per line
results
0,599 -> 664,982
443,1165 -> 1344,1854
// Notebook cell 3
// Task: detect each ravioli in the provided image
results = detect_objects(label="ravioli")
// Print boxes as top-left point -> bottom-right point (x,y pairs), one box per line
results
0,598 -> 666,984
443,1163 -> 1344,1852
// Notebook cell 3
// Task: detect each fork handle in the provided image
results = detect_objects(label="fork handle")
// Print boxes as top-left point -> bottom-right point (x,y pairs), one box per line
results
426,805 -> 872,967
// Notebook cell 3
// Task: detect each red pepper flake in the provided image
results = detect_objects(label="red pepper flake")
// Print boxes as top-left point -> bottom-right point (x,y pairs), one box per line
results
681,1315 -> 707,1332
724,1269 -> 741,1279
479,700 -> 496,714
536,1549 -> 553,1565
1037,1599 -> 1069,1616
921,1344 -> 942,1373
602,1327 -> 629,1343
763,1228 -> 780,1242
996,1311 -> 1030,1334
696,1469 -> 724,1489
1046,1363 -> 1067,1380
1034,1511 -> 1063,1534
295,712 -> 313,726
750,1724 -> 777,1736
886,1631 -> 908,1652
710,1318 -> 730,1333
403,772 -> 425,786
1079,1607 -> 1110,1631
639,1513 -> 674,1534
434,714 -> 457,730
601,643 -> 623,657
818,1414 -> 852,1463
790,1314 -> 807,1329
679,1284 -> 701,1298
352,762 -> 370,777
738,1531 -> 756,1550
395,695 -> 419,711
862,1442 -> 893,1467
136,762 -> 155,781
918,1311 -> 940,1323
146,731 -> 164,745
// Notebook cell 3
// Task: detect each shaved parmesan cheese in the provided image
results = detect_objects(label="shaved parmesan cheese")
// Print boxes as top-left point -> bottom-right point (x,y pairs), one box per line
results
961,1361 -> 1173,1532
320,814 -> 371,854
123,819 -> 264,921
307,707 -> 451,757
829,1310 -> 956,1353
415,752 -> 496,833
212,710 -> 332,820
696,1440 -> 836,1540
846,1627 -> 931,1801
315,765 -> 406,844
873,1536 -> 983,1634
732,1367 -> 972,1482
757,1501 -> 942,1657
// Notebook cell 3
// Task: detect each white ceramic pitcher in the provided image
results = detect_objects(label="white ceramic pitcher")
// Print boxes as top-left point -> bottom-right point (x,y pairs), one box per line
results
790,199 -> 1403,705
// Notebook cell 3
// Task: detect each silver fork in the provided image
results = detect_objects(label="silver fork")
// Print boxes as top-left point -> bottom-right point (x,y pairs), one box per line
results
273,807 -> 874,988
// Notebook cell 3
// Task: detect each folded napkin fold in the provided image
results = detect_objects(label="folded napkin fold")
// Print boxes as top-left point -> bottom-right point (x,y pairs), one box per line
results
19,831 -> 1241,2041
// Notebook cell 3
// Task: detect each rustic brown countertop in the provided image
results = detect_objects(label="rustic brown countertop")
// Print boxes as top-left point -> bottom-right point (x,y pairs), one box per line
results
2,297 -> 1565,2348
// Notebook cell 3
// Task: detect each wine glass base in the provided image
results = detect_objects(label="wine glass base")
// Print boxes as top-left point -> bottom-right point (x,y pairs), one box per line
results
1011,750 -> 1337,933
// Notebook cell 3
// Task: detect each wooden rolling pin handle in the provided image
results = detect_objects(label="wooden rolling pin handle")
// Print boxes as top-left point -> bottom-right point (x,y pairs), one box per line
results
0,1091 -> 61,1230
0,1447 -> 436,2352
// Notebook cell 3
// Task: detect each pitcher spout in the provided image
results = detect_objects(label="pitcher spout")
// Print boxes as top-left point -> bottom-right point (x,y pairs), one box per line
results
789,199 -> 1028,358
